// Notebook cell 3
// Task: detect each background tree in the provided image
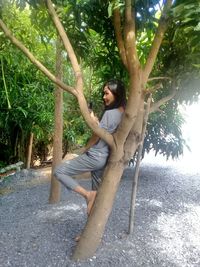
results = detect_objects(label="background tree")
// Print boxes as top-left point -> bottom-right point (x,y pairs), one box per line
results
0,2 -> 55,166
49,36 -> 63,203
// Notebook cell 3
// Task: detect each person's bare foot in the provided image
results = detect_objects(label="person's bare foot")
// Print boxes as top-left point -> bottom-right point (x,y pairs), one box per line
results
86,191 -> 97,215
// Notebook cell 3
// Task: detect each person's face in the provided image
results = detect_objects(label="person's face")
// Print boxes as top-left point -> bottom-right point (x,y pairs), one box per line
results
103,86 -> 115,106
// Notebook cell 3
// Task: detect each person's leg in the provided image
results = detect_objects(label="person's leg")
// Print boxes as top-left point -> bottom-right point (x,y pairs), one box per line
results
54,153 -> 103,189
74,186 -> 97,215
54,153 -> 106,214
91,168 -> 105,190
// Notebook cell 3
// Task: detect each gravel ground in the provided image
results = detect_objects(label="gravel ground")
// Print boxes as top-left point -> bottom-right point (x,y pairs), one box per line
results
0,159 -> 200,267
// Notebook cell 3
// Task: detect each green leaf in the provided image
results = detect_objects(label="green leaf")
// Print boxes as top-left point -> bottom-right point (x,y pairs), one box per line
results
16,107 -> 28,118
194,22 -> 200,31
107,2 -> 113,18
192,64 -> 200,69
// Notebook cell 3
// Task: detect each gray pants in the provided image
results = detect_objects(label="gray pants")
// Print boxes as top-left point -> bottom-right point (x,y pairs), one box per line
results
54,152 -> 106,191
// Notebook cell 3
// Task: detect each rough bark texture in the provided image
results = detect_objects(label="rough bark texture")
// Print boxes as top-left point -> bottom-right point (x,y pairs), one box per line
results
72,159 -> 125,260
72,98 -> 146,260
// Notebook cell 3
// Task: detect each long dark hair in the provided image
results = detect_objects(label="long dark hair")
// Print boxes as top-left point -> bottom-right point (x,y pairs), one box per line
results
103,79 -> 126,110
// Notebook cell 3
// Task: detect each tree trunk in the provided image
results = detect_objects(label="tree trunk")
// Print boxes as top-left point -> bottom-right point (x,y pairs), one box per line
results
72,69 -> 143,260
72,159 -> 125,260
49,36 -> 63,203
26,132 -> 33,169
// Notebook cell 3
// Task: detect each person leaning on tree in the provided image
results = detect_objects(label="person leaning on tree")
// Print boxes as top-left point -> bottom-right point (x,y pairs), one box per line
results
54,79 -> 126,217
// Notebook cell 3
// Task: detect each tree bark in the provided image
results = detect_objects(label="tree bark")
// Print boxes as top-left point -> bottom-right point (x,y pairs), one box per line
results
72,104 -> 145,259
26,132 -> 34,169
72,159 -> 125,260
113,8 -> 128,69
49,36 -> 63,203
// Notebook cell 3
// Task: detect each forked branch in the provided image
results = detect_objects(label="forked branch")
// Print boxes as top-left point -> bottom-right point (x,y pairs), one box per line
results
143,0 -> 173,83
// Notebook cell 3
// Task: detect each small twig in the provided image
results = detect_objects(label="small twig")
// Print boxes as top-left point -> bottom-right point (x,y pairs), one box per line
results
148,76 -> 172,82
150,87 -> 177,113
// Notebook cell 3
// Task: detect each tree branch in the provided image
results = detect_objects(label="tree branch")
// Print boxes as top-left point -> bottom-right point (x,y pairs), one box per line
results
143,0 -> 173,84
77,93 -> 114,148
113,8 -> 128,69
0,19 -> 77,96
144,82 -> 163,95
150,89 -> 176,113
148,76 -> 172,82
124,0 -> 139,73
46,0 -> 83,91
123,97 -> 145,163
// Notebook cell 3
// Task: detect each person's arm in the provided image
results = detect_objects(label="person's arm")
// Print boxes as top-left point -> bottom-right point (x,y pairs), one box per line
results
82,110 -> 100,151
77,112 -> 100,154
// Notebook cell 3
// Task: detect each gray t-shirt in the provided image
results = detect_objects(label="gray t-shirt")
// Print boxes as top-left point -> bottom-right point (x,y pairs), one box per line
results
88,108 -> 123,158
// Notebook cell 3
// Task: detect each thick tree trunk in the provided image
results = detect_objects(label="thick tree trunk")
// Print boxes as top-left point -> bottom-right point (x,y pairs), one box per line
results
49,37 -> 63,203
72,114 -> 142,260
72,158 -> 125,260
72,70 -> 143,260
26,132 -> 33,169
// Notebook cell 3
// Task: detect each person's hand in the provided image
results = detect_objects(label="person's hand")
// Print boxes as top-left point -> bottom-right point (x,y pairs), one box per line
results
73,147 -> 86,155
90,111 -> 99,125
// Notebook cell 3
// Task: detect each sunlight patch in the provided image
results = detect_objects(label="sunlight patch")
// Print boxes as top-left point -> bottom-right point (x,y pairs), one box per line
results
150,205 -> 200,266
137,198 -> 163,208
148,199 -> 163,208
36,203 -> 84,219
56,203 -> 84,211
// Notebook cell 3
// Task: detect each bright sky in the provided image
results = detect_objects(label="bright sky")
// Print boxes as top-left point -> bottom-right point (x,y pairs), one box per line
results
182,102 -> 200,154
143,99 -> 200,172
180,100 -> 200,166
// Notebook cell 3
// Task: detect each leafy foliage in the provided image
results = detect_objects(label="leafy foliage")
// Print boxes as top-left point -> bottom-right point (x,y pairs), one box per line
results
0,2 -> 55,164
1,0 -> 200,164
135,0 -> 200,158
75,0 -> 200,159
144,101 -> 187,159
